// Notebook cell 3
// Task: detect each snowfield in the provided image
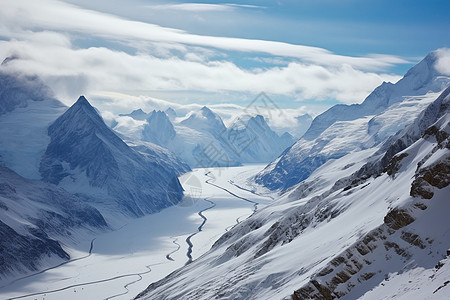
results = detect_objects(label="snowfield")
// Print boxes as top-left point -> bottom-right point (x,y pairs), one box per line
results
0,165 -> 273,300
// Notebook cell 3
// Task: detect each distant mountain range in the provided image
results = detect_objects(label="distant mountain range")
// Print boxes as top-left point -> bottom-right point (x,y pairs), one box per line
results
115,105 -> 299,168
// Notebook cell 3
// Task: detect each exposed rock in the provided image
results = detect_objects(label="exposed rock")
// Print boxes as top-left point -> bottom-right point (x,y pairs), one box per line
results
384,153 -> 409,177
384,208 -> 415,230
400,231 -> 427,249
411,156 -> 450,199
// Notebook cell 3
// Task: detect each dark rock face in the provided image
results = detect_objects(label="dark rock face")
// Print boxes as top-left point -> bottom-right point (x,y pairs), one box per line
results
384,208 -> 415,230
411,157 -> 450,199
384,153 -> 409,177
0,221 -> 69,276
0,165 -> 107,277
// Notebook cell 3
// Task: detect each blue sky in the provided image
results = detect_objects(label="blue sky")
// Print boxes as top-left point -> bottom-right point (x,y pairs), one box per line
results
0,0 -> 449,119
65,0 -> 449,68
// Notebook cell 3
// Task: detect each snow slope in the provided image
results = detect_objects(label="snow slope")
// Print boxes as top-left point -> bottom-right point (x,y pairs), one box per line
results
0,71 -> 67,179
0,165 -> 106,279
135,73 -> 450,300
256,49 -> 450,190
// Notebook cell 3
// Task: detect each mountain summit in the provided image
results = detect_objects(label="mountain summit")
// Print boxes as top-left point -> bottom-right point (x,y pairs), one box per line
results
40,96 -> 184,217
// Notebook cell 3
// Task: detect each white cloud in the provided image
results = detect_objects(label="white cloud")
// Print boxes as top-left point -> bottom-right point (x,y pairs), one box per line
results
0,35 -> 401,105
149,3 -> 235,12
0,0 -> 409,70
0,0 -> 415,120
434,48 -> 450,76
0,29 -> 402,108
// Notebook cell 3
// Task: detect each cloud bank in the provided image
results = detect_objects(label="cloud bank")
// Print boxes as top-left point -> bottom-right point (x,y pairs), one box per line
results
0,0 -> 406,108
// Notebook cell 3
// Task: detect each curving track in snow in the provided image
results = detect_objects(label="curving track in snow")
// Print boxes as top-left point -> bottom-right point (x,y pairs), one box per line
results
5,265 -> 157,300
205,172 -> 259,214
165,237 -> 181,261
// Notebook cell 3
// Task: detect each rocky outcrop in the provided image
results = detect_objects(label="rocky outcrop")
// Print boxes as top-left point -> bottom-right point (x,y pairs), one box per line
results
292,201 -> 426,299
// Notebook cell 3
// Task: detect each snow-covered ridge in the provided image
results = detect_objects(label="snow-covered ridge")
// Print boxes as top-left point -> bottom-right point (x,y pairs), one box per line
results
256,50 -> 450,191
293,106 -> 450,299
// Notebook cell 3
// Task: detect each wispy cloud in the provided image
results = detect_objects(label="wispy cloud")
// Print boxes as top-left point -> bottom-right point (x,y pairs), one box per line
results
149,3 -> 235,12
146,3 -> 265,12
0,0 -> 409,70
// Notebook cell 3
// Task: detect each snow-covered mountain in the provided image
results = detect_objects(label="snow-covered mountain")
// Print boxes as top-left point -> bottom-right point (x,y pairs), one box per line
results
40,96 -> 185,218
255,49 -> 450,190
225,114 -> 295,163
135,73 -> 450,300
115,106 -> 295,167
0,165 -> 107,279
0,69 -> 189,277
142,110 -> 177,146
0,70 -> 67,179
119,108 -> 149,121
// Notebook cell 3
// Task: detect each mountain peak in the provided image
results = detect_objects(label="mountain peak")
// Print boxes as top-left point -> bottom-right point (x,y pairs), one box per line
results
119,108 -> 148,120
68,95 -> 102,122
165,107 -> 177,120
251,114 -> 265,123
148,109 -> 167,118
143,110 -> 175,145
200,106 -> 216,118
76,95 -> 89,104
